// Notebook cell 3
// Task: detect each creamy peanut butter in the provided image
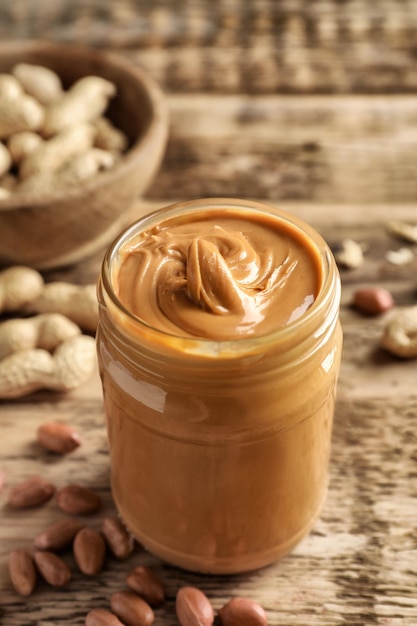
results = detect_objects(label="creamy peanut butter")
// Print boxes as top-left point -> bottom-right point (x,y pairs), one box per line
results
115,211 -> 321,340
97,199 -> 342,574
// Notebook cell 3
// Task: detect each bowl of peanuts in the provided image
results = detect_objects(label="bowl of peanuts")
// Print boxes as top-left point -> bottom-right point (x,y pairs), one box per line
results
0,40 -> 169,269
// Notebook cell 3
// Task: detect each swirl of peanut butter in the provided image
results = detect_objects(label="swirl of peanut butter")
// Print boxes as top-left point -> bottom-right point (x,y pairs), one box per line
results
115,213 -> 321,340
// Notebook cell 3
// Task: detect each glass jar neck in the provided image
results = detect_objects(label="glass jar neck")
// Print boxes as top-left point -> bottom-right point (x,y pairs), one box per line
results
98,199 -> 341,375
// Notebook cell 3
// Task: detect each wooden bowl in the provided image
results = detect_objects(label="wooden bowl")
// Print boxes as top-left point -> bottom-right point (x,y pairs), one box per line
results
0,41 -> 169,269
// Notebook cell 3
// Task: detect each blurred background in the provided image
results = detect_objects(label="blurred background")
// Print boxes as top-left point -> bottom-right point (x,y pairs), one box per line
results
1,0 -> 416,206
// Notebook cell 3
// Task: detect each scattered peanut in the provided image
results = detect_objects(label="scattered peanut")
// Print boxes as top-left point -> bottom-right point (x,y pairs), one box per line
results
5,391 -> 274,626
176,586 -> 215,626
8,549 -> 37,597
0,334 -> 97,399
380,305 -> 417,358
25,281 -> 98,333
102,516 -> 134,560
74,527 -> 106,576
218,597 -> 268,626
110,590 -> 155,626
56,484 -> 102,516
351,287 -> 394,316
34,518 -> 84,551
85,609 -> 126,626
0,313 -> 80,360
385,247 -> 414,265
37,421 -> 82,454
335,238 -> 364,269
8,475 -> 55,509
0,265 -> 98,333
34,550 -> 72,587
0,265 -> 44,313
126,565 -> 165,607
387,220 -> 417,244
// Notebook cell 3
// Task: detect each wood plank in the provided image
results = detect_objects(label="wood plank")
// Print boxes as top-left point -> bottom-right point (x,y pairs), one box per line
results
145,94 -> 417,203
1,0 -> 417,94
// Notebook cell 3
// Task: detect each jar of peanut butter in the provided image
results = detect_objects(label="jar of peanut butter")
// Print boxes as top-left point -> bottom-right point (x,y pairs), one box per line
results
97,198 -> 342,574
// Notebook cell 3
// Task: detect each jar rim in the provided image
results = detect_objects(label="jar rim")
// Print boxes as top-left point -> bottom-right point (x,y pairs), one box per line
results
100,197 -> 340,358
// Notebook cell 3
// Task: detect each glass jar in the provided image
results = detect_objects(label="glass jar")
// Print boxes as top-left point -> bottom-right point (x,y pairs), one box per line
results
96,198 -> 342,574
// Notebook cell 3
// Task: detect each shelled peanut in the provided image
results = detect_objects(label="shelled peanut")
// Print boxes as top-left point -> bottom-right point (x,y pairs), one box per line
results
8,490 -> 268,625
0,63 -> 128,198
5,420 -> 269,625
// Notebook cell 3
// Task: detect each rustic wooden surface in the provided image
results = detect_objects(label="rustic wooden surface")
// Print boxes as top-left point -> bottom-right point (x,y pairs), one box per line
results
0,1 -> 416,205
1,201 -> 416,626
1,1 -> 417,624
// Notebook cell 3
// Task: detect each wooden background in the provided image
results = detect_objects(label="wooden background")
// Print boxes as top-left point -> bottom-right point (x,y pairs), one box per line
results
1,1 -> 417,625
0,0 -> 416,204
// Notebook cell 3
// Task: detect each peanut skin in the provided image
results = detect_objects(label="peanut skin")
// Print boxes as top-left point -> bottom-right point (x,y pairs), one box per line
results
37,421 -> 81,454
102,516 -> 133,560
8,549 -> 37,596
34,518 -> 84,551
218,597 -> 267,626
111,590 -> 155,626
85,609 -> 126,626
176,586 -> 214,626
8,476 -> 55,509
126,565 -> 165,606
351,287 -> 394,316
56,484 -> 102,516
34,550 -> 71,587
73,527 -> 106,576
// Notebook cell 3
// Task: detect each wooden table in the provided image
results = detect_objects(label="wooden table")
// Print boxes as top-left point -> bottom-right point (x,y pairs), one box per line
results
1,203 -> 416,626
1,2 -> 417,624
